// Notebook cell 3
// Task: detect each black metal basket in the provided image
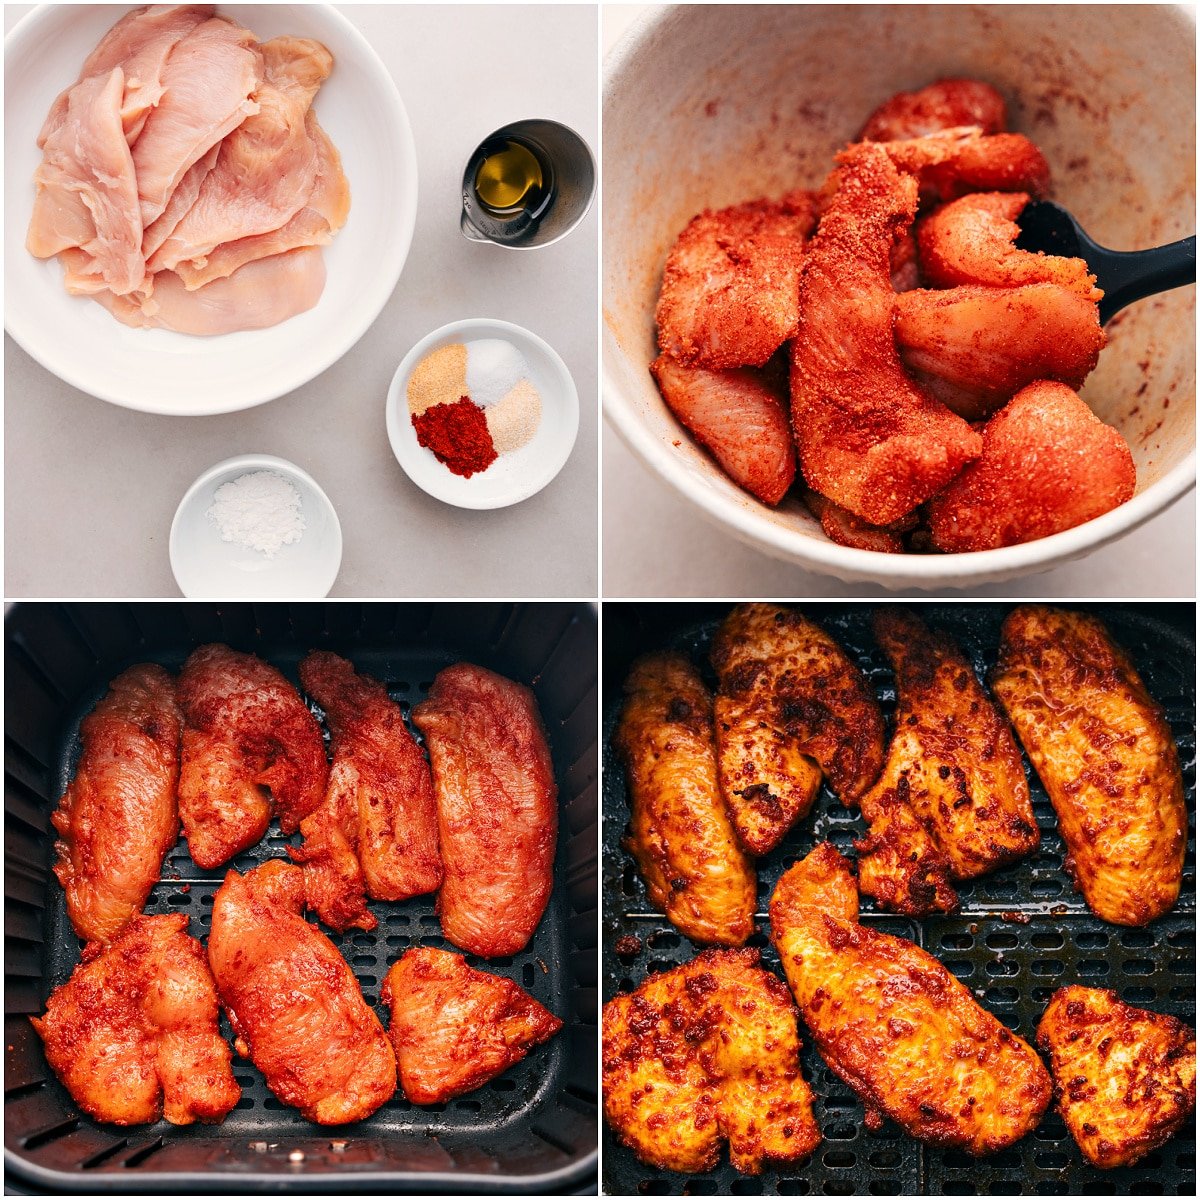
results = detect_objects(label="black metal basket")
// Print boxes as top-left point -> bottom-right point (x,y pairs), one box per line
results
602,603 -> 1195,1197
5,602 -> 597,1194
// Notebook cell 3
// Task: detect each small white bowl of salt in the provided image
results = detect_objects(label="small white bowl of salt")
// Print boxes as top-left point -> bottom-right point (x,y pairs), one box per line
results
170,454 -> 343,598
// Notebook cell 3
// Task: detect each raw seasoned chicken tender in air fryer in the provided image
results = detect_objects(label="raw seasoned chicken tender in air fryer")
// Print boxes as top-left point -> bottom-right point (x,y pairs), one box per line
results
51,663 -> 182,944
1037,986 -> 1196,1169
990,606 -> 1186,926
854,608 -> 1037,915
615,652 -> 755,945
894,283 -> 1106,420
650,355 -> 796,506
928,382 -> 1136,551
412,663 -> 557,957
770,843 -> 1052,1155
176,643 -> 327,868
710,603 -> 884,855
790,143 -> 981,524
860,78 -> 1009,141
208,861 -> 396,1124
603,949 -> 821,1174
655,193 -> 815,369
31,913 -> 239,1127
382,947 -> 561,1104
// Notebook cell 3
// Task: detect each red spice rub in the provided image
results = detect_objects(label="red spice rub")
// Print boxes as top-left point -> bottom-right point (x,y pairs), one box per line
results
412,396 -> 497,477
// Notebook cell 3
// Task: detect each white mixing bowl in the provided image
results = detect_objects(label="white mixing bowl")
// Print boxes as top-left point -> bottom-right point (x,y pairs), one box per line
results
5,4 -> 417,415
603,4 -> 1195,588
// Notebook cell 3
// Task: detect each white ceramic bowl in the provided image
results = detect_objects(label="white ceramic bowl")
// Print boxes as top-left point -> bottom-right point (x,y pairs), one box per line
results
386,318 -> 580,510
170,454 -> 342,597
5,4 -> 417,416
603,4 -> 1196,588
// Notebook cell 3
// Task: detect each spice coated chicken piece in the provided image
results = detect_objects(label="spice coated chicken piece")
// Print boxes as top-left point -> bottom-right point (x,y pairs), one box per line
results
917,192 -> 1101,299
650,355 -> 797,506
789,142 -> 982,525
31,913 -> 239,1126
710,604 -> 885,855
51,663 -> 182,943
412,663 -> 557,957
854,608 -> 1038,916
176,643 -> 328,869
770,843 -> 1052,1154
894,282 -> 1106,421
859,78 -> 1010,142
602,948 -> 822,1175
655,192 -> 816,369
615,652 -> 756,945
989,607 -> 1186,926
381,947 -> 562,1104
928,382 -> 1136,552
207,860 -> 396,1123
1036,986 -> 1196,1169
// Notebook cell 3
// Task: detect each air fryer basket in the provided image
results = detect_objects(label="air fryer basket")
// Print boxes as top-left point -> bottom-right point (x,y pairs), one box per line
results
602,603 -> 1195,1197
5,602 -> 597,1194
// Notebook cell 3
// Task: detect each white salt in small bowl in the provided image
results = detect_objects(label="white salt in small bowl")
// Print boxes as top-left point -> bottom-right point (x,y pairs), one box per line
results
386,317 -> 579,510
170,454 -> 343,597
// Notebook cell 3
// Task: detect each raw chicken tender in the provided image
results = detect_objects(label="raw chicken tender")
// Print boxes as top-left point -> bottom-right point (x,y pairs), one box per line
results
860,78 -> 1009,141
881,129 -> 1051,204
656,193 -> 815,368
928,381 -> 1136,552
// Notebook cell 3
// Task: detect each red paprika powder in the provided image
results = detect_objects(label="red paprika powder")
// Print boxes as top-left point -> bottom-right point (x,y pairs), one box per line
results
412,395 -> 498,477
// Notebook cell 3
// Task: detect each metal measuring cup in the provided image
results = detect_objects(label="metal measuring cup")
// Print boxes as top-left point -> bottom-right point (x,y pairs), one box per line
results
460,118 -> 596,249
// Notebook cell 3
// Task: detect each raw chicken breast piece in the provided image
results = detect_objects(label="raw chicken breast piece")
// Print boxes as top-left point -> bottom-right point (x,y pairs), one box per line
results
28,69 -> 145,295
131,16 -> 262,225
141,143 -> 221,259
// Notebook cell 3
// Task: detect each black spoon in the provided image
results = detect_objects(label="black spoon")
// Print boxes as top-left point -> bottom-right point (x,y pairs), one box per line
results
1014,200 -> 1196,325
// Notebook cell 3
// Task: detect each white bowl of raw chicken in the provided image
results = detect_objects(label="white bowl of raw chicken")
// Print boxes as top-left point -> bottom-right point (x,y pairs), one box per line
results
603,4 -> 1196,588
4,4 -> 417,415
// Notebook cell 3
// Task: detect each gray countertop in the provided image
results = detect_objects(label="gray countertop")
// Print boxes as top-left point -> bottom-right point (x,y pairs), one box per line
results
4,4 -> 598,599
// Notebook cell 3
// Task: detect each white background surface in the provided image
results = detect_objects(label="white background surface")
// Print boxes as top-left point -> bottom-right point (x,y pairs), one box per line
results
5,4 -> 598,598
600,4 -> 1197,599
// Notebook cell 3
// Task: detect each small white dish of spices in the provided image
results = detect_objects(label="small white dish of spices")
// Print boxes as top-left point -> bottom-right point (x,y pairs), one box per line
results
386,317 -> 579,509
170,454 -> 343,598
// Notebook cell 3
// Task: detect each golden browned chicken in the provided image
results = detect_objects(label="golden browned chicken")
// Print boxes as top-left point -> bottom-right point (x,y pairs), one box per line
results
990,606 -> 1186,926
603,948 -> 821,1174
381,947 -> 562,1104
790,142 -> 982,525
770,843 -> 1051,1154
1037,986 -> 1196,1168
31,913 -> 239,1126
207,860 -> 396,1123
615,652 -> 755,945
176,644 -> 328,869
412,663 -> 557,958
291,651 -> 441,932
51,663 -> 182,943
655,193 -> 815,370
855,608 -> 1038,915
710,604 -> 885,855
928,382 -> 1136,551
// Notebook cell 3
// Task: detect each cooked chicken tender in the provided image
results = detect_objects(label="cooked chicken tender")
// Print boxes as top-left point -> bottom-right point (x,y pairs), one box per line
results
990,606 -> 1185,926
860,78 -> 1009,141
603,949 -> 821,1174
790,142 -> 981,524
770,843 -> 1052,1154
655,193 -> 815,369
650,355 -> 796,505
895,283 -> 1106,420
1037,986 -> 1196,1169
615,652 -> 755,944
918,192 -> 1101,298
928,382 -> 1136,552
711,604 -> 885,854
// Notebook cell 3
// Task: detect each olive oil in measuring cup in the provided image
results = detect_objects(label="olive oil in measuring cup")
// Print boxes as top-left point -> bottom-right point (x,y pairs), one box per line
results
459,120 -> 595,249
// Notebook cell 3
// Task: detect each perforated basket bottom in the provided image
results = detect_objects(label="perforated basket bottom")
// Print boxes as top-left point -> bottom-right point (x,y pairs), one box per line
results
10,644 -> 591,1187
602,604 -> 1196,1196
